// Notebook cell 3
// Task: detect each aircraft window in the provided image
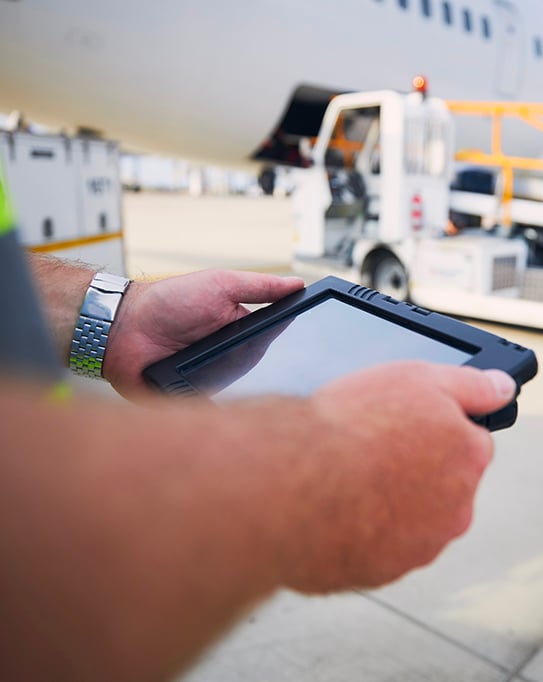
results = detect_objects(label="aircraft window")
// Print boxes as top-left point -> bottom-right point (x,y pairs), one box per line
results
398,0 -> 409,9
481,15 -> 491,39
442,1 -> 453,25
421,0 -> 432,18
462,8 -> 472,33
535,37 -> 543,58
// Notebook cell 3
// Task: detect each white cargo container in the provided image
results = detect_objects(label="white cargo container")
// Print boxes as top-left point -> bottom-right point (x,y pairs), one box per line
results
0,130 -> 125,275
0,132 -> 80,245
76,138 -> 122,237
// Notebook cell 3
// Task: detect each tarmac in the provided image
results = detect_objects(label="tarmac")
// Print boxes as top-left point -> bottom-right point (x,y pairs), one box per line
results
121,192 -> 543,682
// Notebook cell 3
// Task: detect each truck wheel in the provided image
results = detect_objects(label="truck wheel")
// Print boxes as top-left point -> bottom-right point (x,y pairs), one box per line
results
370,254 -> 409,300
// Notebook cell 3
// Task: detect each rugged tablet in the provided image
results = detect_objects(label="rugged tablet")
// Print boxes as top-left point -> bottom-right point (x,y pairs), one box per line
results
143,276 -> 538,431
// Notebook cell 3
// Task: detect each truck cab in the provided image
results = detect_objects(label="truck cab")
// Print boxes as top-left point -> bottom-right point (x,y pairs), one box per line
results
292,88 -> 453,299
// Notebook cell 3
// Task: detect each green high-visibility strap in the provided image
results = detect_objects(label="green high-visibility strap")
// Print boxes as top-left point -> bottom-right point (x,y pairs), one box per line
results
0,161 -> 16,235
0,159 -> 68,390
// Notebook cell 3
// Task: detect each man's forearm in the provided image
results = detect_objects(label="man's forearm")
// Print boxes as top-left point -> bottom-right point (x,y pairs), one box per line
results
0,384 -> 323,681
27,253 -> 96,365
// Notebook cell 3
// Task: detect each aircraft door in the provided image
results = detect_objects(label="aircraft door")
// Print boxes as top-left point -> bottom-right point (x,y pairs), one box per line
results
493,0 -> 522,98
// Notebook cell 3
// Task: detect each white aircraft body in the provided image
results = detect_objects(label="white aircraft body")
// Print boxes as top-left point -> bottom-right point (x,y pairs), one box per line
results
0,0 -> 543,166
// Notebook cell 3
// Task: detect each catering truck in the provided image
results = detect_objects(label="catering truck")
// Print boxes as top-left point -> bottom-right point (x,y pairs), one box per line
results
0,128 -> 125,275
290,84 -> 543,328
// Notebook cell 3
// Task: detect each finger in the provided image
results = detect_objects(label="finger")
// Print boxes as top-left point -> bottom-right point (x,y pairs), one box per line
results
222,271 -> 305,303
432,364 -> 517,416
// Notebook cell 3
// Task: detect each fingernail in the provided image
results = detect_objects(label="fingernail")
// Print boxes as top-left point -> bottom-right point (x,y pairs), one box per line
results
485,370 -> 517,398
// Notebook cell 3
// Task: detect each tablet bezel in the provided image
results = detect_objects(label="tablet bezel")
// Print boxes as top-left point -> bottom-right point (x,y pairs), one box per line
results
143,276 -> 538,402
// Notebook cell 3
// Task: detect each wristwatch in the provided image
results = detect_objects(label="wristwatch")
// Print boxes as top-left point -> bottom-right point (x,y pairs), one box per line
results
70,272 -> 131,378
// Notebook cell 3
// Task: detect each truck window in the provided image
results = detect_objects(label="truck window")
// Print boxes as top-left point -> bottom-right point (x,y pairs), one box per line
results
424,120 -> 447,176
404,120 -> 425,174
324,107 -> 379,170
404,119 -> 447,177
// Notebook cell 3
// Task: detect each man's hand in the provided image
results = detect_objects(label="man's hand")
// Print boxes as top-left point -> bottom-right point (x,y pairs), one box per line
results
275,362 -> 517,592
103,269 -> 304,397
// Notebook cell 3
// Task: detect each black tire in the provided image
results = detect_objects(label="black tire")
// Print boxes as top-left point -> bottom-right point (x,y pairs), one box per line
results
368,254 -> 409,300
258,167 -> 276,196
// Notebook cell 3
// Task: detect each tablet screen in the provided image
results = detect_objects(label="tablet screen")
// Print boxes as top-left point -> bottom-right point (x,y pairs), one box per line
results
182,297 -> 473,400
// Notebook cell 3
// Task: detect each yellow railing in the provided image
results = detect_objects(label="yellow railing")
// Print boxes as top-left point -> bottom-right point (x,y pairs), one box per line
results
446,100 -> 543,227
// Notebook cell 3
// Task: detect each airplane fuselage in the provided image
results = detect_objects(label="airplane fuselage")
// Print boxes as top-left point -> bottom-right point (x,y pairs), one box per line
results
0,0 -> 542,164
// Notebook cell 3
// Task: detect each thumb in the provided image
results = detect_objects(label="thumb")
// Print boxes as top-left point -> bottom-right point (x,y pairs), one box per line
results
438,366 -> 517,416
222,271 -> 305,304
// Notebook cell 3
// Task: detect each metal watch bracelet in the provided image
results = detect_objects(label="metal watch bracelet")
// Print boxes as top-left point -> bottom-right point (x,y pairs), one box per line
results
69,272 -> 131,378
